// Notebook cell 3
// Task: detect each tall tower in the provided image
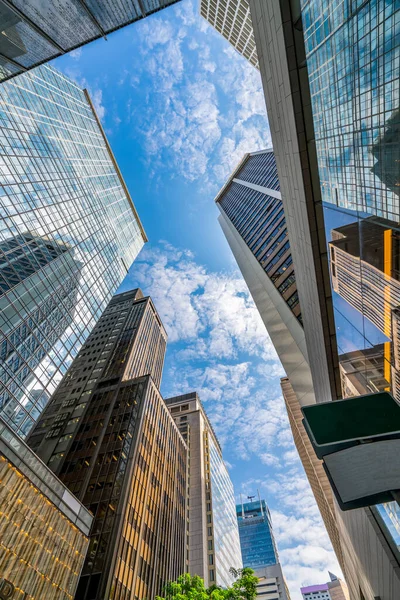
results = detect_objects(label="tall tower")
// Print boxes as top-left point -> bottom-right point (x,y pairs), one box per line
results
236,498 -> 290,600
28,290 -> 187,600
215,149 -> 346,579
236,499 -> 278,569
0,0 -> 182,83
215,150 -> 314,408
0,65 -> 146,437
165,392 -> 242,588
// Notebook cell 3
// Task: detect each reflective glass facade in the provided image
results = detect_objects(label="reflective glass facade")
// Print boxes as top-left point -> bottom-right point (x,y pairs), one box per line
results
300,0 -> 400,552
217,151 -> 302,323
236,500 -> 278,569
0,65 -> 145,438
208,434 -> 242,587
302,0 -> 399,220
0,0 -> 182,83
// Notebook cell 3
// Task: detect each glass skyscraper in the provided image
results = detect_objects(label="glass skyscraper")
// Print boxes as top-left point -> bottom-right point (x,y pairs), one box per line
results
301,0 -> 400,555
0,0 -> 182,83
216,151 -> 301,324
0,64 -> 145,438
236,499 -> 278,569
244,0 -> 400,597
208,435 -> 243,587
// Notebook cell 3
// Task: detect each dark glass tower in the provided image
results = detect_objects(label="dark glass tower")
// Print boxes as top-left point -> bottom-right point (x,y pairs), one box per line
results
28,289 -> 187,600
236,499 -> 278,569
216,150 -> 301,323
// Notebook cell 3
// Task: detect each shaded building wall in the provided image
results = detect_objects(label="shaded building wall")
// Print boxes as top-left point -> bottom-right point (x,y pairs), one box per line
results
27,290 -> 187,600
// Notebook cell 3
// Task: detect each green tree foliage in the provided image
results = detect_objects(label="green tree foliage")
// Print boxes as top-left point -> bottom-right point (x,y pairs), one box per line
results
155,568 -> 258,600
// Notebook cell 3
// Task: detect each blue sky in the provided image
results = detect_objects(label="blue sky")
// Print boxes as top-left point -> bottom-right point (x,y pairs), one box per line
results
53,1 -> 342,596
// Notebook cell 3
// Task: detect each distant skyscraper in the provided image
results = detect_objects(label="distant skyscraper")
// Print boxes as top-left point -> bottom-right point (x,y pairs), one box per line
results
0,0 -> 182,83
236,499 -> 278,569
28,289 -> 187,600
200,0 -> 258,68
165,392 -> 242,588
0,65 -> 145,437
236,498 -> 290,600
301,573 -> 349,600
215,150 -> 315,408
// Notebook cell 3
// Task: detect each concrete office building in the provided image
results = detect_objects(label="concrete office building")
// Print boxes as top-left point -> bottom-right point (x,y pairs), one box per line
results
165,392 -> 242,588
0,413 -> 92,600
200,0 -> 258,68
236,499 -> 289,600
233,0 -> 400,598
0,65 -> 145,437
255,564 -> 290,600
28,290 -> 187,600
0,0 -> 182,83
301,573 -> 349,600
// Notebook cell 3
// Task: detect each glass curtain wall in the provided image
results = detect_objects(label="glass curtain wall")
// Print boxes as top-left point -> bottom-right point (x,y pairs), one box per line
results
0,65 -> 144,437
300,0 -> 400,550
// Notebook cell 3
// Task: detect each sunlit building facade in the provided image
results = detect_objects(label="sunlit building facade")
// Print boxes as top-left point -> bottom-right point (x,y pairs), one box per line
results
0,65 -> 145,438
0,0 -> 182,83
28,289 -> 187,600
200,0 -> 258,68
247,0 -> 400,597
0,414 -> 92,600
166,392 -> 242,588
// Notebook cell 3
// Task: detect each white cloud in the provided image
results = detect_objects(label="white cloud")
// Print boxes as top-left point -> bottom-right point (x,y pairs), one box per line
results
69,48 -> 82,60
260,453 -> 281,467
91,89 -> 106,121
123,0 -> 271,188
134,242 -> 276,359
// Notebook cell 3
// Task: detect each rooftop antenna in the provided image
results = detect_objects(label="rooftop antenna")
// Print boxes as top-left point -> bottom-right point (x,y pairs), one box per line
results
257,489 -> 264,517
240,493 -> 245,518
247,495 -> 256,502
